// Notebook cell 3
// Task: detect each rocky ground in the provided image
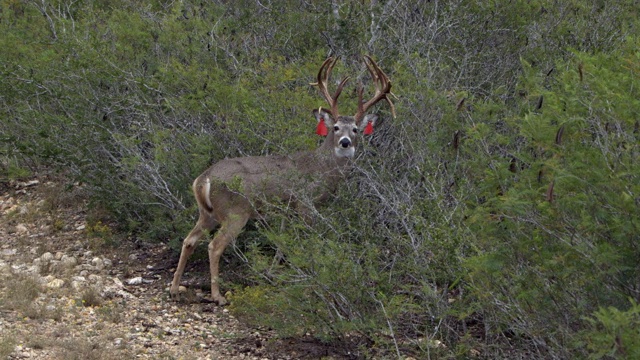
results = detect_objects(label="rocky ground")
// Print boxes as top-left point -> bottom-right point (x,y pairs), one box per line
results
0,178 -> 353,360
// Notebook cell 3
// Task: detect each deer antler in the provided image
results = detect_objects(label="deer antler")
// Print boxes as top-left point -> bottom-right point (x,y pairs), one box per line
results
310,57 -> 350,118
355,55 -> 396,122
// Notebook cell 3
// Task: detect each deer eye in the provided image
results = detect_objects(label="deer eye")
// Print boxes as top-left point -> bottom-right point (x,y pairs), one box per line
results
334,126 -> 340,131
353,128 -> 358,133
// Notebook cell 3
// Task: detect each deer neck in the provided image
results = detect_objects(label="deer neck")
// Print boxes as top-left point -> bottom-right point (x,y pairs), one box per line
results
291,132 -> 352,180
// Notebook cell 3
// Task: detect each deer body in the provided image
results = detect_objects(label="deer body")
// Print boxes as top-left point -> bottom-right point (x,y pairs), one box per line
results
170,57 -> 394,305
198,132 -> 351,212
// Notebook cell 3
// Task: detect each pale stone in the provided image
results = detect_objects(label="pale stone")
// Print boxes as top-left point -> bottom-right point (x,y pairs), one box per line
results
112,277 -> 124,288
46,278 -> 65,289
24,180 -> 40,187
0,260 -> 11,276
1,248 -> 17,257
75,264 -> 96,272
15,224 -> 28,233
40,252 -> 54,262
91,257 -> 105,271
60,255 -> 78,268
127,276 -> 143,285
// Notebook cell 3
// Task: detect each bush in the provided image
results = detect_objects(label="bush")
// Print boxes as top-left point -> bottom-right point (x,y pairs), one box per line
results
461,39 -> 640,358
581,299 -> 640,359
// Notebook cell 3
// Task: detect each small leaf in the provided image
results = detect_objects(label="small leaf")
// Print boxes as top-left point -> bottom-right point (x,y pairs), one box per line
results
535,95 -> 544,110
453,130 -> 460,150
546,181 -> 555,203
578,62 -> 584,82
555,125 -> 565,145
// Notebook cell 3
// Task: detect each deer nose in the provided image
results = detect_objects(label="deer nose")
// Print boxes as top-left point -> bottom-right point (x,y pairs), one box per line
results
339,138 -> 351,148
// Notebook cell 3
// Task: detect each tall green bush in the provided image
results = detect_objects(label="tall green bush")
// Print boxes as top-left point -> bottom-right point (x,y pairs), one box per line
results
462,39 -> 640,358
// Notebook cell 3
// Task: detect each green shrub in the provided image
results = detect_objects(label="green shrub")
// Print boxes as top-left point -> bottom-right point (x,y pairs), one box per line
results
580,299 -> 640,359
462,38 -> 640,358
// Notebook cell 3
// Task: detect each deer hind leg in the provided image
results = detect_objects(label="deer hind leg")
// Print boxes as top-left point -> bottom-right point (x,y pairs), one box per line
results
170,212 -> 218,299
208,211 -> 250,305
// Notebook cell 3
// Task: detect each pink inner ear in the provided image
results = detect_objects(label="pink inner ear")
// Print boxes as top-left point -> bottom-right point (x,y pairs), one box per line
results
363,121 -> 374,135
316,119 -> 328,136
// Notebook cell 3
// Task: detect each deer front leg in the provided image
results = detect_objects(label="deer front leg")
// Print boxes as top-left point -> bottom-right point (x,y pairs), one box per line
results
208,213 -> 249,305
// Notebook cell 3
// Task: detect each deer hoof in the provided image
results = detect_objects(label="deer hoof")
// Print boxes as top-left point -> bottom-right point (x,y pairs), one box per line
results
169,285 -> 186,300
212,294 -> 227,306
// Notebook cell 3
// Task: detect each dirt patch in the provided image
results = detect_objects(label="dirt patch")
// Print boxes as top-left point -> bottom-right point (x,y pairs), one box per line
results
0,177 -> 370,359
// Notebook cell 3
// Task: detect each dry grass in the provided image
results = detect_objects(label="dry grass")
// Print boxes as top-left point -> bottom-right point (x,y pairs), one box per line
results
0,273 -> 42,313
96,302 -> 125,323
25,335 -> 55,351
79,287 -> 103,307
58,338 -> 107,360
0,272 -> 70,322
0,334 -> 15,359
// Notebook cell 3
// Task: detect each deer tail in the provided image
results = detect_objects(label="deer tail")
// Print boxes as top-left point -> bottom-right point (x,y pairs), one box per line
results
194,177 -> 214,212
203,178 -> 213,211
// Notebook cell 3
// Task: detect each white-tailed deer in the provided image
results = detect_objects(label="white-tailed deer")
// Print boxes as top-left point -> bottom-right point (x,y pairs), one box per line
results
170,56 -> 395,305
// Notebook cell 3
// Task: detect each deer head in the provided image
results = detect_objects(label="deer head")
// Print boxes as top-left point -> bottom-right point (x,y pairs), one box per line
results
311,56 -> 395,159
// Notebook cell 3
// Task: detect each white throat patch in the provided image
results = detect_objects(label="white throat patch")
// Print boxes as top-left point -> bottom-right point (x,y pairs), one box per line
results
334,146 -> 355,158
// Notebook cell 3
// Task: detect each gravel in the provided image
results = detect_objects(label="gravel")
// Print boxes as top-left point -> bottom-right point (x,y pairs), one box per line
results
0,180 -> 279,360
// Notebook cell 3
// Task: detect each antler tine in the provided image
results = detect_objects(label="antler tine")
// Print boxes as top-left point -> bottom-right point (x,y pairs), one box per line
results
356,55 -> 396,121
310,57 -> 350,118
311,57 -> 336,116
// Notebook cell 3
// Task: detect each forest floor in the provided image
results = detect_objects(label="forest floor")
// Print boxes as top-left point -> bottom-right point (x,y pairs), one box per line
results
0,177 -> 362,360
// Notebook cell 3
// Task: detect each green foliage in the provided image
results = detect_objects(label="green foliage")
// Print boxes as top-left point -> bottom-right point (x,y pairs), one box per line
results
581,299 -> 640,359
462,37 -> 640,358
2,0 -> 640,358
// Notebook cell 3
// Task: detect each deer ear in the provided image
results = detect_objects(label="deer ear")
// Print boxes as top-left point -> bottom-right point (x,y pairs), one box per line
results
313,108 -> 334,136
314,108 -> 333,123
358,114 -> 378,135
